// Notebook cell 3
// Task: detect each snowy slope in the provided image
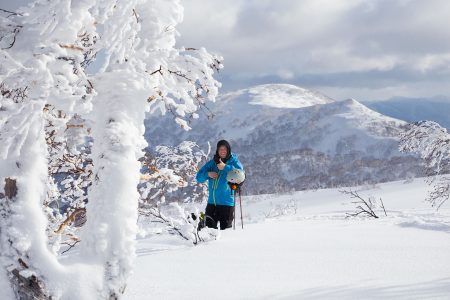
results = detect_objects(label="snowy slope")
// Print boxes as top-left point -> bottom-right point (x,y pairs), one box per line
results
147,84 -> 333,142
227,84 -> 334,108
242,98 -> 404,157
125,178 -> 450,300
145,84 -> 423,194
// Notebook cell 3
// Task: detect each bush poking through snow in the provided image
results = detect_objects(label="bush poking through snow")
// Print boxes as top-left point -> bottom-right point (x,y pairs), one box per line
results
264,199 -> 298,219
138,142 -> 218,244
139,202 -> 218,245
341,189 -> 387,219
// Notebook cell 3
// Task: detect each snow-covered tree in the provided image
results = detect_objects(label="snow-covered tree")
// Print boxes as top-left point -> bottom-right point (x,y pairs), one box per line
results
1,1 -> 98,298
1,0 -> 221,298
139,141 -> 210,205
138,141 -> 212,244
79,1 -> 221,297
139,200 -> 218,245
399,120 -> 450,209
44,107 -> 92,255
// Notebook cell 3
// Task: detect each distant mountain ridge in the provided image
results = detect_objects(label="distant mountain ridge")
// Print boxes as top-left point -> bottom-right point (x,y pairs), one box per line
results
362,96 -> 450,130
145,84 -> 424,194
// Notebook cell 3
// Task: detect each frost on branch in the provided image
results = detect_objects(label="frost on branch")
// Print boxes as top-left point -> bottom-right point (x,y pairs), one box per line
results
139,202 -> 218,245
139,141 -> 210,205
44,105 -> 92,254
138,141 -> 216,244
147,47 -> 223,128
264,199 -> 298,219
399,121 -> 450,209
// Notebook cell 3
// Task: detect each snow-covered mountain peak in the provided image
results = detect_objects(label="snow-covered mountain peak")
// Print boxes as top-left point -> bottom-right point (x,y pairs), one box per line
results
342,98 -> 360,105
221,84 -> 334,109
145,85 -> 422,194
337,98 -> 403,123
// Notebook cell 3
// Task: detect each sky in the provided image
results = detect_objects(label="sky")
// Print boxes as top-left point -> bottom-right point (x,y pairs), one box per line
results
2,0 -> 450,101
176,0 -> 450,101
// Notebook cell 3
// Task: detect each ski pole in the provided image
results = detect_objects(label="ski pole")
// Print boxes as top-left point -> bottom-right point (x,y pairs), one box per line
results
233,192 -> 236,230
239,188 -> 244,229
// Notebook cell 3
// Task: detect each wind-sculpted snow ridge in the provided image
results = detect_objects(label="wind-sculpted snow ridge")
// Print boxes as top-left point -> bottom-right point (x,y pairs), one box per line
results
144,84 -> 424,195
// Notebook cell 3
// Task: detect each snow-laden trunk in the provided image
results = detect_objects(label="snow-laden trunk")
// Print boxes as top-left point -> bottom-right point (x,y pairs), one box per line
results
80,70 -> 149,298
1,0 -> 221,297
0,0 -> 99,296
0,101 -> 56,298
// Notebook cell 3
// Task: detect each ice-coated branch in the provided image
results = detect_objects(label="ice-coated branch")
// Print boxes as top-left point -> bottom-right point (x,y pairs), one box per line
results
264,199 -> 298,219
139,206 -> 191,242
138,141 -> 209,205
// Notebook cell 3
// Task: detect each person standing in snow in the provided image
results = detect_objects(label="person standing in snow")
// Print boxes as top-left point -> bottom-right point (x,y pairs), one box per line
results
196,140 -> 244,230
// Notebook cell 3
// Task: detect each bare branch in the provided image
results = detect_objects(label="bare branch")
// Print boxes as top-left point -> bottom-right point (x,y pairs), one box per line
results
379,198 -> 387,216
340,189 -> 381,219
54,208 -> 86,234
60,240 -> 80,254
0,24 -> 22,50
167,68 -> 193,83
59,43 -> 84,51
148,65 -> 163,76
0,8 -> 23,17
132,8 -> 140,23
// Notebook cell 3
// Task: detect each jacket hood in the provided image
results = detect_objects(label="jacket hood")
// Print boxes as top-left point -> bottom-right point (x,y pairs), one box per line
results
214,139 -> 232,163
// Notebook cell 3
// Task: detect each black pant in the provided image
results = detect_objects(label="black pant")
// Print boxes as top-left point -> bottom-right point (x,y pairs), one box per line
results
205,204 -> 234,230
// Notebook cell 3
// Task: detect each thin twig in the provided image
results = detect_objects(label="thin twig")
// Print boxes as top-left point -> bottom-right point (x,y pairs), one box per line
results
60,240 -> 80,254
0,8 -> 23,17
148,65 -> 163,76
379,198 -> 387,216
132,8 -> 140,23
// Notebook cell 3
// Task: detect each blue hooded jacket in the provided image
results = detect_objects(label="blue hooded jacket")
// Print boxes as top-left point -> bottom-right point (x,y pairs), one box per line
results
196,153 -> 244,206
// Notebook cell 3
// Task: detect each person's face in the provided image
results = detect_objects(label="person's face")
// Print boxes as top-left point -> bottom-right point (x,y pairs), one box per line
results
218,145 -> 228,159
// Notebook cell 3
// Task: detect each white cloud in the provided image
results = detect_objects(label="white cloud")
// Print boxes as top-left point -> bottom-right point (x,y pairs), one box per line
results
414,54 -> 450,73
276,69 -> 295,80
178,0 -> 450,100
2,0 -> 449,100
